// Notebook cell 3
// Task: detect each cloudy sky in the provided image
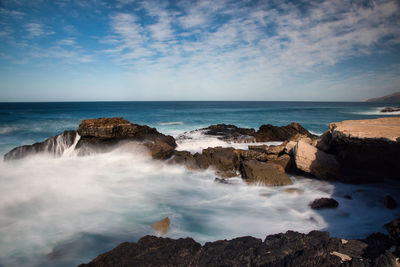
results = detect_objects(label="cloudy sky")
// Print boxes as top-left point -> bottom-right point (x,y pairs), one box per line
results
0,0 -> 399,101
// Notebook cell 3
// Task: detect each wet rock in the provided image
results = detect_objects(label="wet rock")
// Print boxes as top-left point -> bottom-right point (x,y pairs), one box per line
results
202,124 -> 256,142
81,230 -> 398,267
76,117 -> 177,159
199,147 -> 240,177
294,140 -> 339,180
168,150 -> 198,169
240,160 -> 293,186
309,198 -> 339,209
80,235 -> 201,267
256,122 -> 316,142
151,217 -> 170,234
381,107 -> 400,113
344,195 -> 353,200
384,195 -> 397,209
4,130 -> 78,160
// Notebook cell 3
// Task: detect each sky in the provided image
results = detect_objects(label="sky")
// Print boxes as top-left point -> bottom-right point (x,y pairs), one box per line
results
0,0 -> 400,101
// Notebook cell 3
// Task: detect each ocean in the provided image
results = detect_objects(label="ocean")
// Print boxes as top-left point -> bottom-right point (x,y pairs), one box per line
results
0,101 -> 399,266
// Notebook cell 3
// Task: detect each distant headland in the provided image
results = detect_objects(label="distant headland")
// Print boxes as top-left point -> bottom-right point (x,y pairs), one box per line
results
362,91 -> 400,103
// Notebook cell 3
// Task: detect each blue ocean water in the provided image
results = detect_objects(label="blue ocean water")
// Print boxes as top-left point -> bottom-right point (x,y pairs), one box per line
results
0,101 -> 399,267
0,101 -> 398,156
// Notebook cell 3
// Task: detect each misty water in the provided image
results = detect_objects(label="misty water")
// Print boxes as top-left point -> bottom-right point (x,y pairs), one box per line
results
1,101 -> 399,266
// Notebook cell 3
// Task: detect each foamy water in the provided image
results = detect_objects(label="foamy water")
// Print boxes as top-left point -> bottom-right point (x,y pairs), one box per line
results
0,137 -> 399,266
352,107 -> 400,115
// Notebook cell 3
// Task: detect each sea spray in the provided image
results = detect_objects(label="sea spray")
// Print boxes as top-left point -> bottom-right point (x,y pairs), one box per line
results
0,143 -> 399,266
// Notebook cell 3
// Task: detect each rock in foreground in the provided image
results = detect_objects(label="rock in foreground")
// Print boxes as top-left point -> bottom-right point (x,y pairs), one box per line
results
80,230 -> 397,267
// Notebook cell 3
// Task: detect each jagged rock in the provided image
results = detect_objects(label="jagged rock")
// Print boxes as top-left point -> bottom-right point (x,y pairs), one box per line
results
4,130 -> 78,160
294,140 -> 339,180
151,217 -> 170,234
234,149 -> 268,162
268,154 -> 296,172
198,147 -> 240,177
240,160 -> 292,186
256,122 -> 316,142
76,117 -> 176,159
80,230 -> 397,267
309,198 -> 339,209
168,150 -> 198,169
202,124 -> 256,142
384,195 -> 397,209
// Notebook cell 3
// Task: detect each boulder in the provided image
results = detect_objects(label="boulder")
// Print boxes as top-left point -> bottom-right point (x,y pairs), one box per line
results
293,140 -> 339,180
4,130 -> 78,160
322,117 -> 400,182
309,198 -> 339,209
75,117 -> 177,159
151,217 -> 170,234
384,195 -> 397,209
168,150 -> 198,169
80,230 -> 397,267
256,122 -> 315,142
240,160 -> 292,186
234,149 -> 268,162
268,154 -> 296,172
199,147 -> 240,177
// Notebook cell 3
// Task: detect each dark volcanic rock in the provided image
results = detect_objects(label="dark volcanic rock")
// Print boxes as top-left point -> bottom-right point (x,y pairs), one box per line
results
200,147 -> 240,177
384,195 -> 397,209
381,107 -> 400,113
76,117 -> 177,159
385,218 -> 400,244
203,124 -> 256,142
309,198 -> 339,209
4,130 -> 78,160
81,230 -> 398,267
256,122 -> 316,142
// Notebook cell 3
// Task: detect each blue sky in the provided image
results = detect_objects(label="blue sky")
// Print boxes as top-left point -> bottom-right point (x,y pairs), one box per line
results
0,0 -> 399,101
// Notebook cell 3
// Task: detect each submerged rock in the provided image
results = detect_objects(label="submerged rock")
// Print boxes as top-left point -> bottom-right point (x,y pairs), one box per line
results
4,130 -> 78,160
381,107 -> 400,113
309,198 -> 339,209
240,160 -> 293,186
80,230 -> 397,267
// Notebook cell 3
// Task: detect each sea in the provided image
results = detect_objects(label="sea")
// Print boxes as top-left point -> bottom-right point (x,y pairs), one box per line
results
0,101 -> 399,266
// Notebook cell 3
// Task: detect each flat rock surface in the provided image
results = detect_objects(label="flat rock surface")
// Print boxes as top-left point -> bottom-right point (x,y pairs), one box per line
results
330,117 -> 400,141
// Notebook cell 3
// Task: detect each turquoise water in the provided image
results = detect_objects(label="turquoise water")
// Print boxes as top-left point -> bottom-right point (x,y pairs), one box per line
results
1,101 -> 398,156
0,101 -> 399,267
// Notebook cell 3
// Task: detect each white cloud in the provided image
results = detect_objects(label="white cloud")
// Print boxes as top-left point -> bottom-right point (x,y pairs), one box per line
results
25,23 -> 55,38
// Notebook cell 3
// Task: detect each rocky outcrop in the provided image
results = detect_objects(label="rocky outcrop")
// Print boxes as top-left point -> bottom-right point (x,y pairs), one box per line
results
294,140 -> 339,180
75,117 -> 176,159
256,122 -> 316,142
4,130 -> 78,160
317,117 -> 400,182
80,230 -> 397,267
309,198 -> 339,209
240,160 -> 293,186
196,122 -> 315,143
364,91 -> 400,103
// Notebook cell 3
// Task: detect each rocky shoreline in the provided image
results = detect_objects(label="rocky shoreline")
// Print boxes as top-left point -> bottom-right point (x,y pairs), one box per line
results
80,220 -> 400,267
3,116 -> 400,266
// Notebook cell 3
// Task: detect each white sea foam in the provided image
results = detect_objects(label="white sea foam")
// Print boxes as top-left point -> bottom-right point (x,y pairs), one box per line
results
352,107 -> 400,115
176,130 -> 282,154
0,126 -> 16,134
0,141 -> 399,266
157,121 -> 185,126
